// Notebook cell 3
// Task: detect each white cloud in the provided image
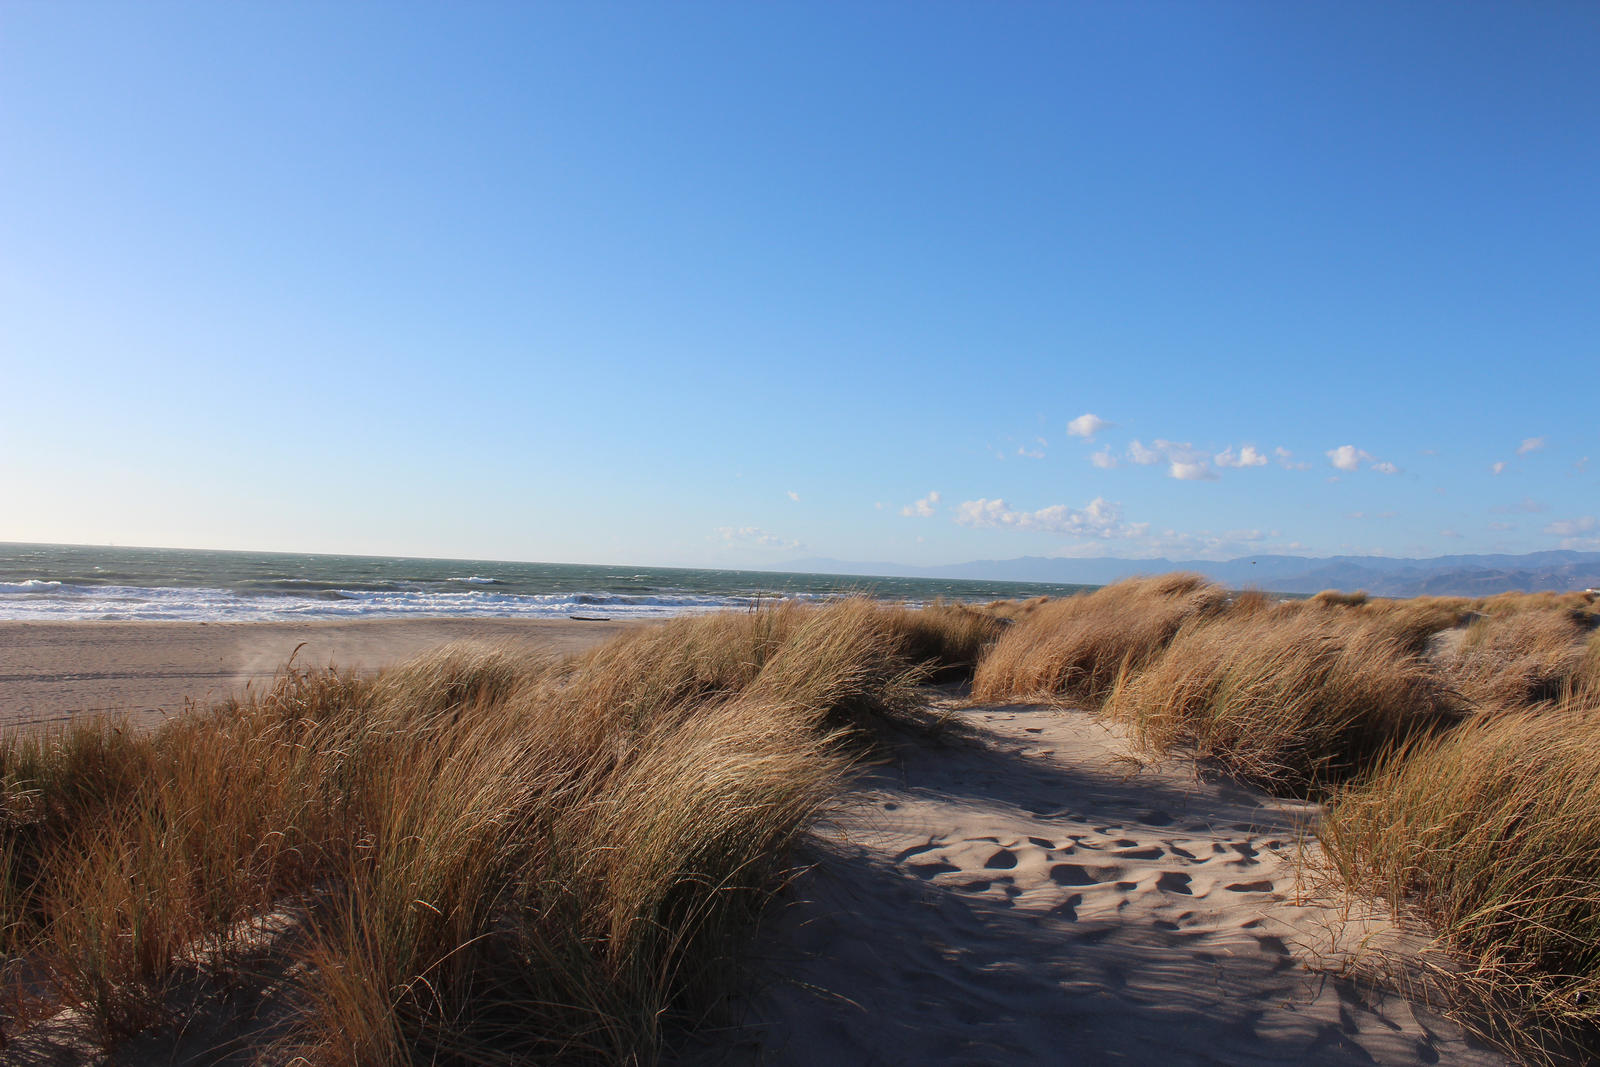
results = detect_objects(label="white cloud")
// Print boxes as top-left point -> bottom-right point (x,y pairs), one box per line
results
1326,445 -> 1372,472
1127,439 -> 1161,465
1576,456 -> 1591,473
1490,496 -> 1545,514
1090,448 -> 1119,469
1488,521 -> 1515,532
1123,438 -> 1216,480
1544,516 -> 1597,537
1517,437 -> 1546,455
953,496 -> 1145,540
1371,461 -> 1400,475
715,526 -> 801,550
1214,444 -> 1268,469
900,491 -> 941,518
1440,529 -> 1463,539
1490,461 -> 1507,475
1067,413 -> 1110,440
786,490 -> 800,502
1169,460 -> 1217,481
1275,446 -> 1311,471
1017,445 -> 1046,459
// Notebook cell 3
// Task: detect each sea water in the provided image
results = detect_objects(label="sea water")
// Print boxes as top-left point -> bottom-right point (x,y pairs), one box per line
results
0,543 -> 1091,622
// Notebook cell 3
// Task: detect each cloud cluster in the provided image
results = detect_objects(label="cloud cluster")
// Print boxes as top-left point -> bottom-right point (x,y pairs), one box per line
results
954,496 -> 1145,540
1124,439 -> 1215,480
1066,413 -> 1110,440
1214,445 -> 1268,469
947,491 -> 1304,559
715,526 -> 801,550
1490,435 -> 1550,475
1544,516 -> 1596,537
1274,447 -> 1311,470
1545,516 -> 1599,550
1326,445 -> 1400,475
1017,437 -> 1047,459
901,491 -> 941,518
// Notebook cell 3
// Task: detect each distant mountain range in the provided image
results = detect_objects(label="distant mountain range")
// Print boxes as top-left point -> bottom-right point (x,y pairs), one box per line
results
780,550 -> 1600,598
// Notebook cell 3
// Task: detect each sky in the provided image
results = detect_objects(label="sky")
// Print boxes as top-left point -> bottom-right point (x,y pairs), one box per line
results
3,3 -> 1597,570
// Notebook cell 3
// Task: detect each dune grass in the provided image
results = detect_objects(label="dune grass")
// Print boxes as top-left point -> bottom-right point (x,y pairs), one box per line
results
967,575 -> 1599,1055
0,598 -> 943,1062
971,574 -> 1229,705
1437,606 -> 1599,711
1101,608 -> 1464,792
1320,686 -> 1600,1060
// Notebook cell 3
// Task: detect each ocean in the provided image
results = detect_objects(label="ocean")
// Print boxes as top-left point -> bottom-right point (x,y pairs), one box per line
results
0,543 -> 1093,622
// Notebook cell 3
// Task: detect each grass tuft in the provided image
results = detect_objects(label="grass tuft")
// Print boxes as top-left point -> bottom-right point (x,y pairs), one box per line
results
1321,685 -> 1600,1059
970,574 -> 1229,705
1101,610 -> 1463,792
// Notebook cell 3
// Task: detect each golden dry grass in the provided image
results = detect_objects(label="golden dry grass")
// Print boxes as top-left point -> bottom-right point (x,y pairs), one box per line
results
970,574 -> 1229,705
962,574 -> 1600,1054
0,598 -> 941,1063
1102,609 -> 1463,791
1437,607 -> 1599,711
1321,686 -> 1600,1060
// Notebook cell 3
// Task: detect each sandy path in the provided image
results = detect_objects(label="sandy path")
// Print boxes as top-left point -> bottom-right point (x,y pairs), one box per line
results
0,618 -> 644,728
721,701 -> 1504,1065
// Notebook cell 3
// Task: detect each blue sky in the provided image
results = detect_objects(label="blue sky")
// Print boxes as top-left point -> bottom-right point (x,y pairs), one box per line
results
3,3 -> 1596,568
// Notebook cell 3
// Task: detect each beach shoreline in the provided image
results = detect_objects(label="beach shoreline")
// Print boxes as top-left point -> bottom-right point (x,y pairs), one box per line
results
0,617 -> 646,728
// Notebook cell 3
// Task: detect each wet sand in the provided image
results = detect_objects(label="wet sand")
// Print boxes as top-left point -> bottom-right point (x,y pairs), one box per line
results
0,617 -> 645,728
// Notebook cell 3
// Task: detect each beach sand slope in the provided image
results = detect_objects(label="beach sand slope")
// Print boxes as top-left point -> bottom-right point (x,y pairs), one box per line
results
720,702 -> 1504,1066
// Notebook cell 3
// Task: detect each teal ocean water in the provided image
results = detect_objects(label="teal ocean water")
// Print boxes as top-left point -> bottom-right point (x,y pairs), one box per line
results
0,543 -> 1092,622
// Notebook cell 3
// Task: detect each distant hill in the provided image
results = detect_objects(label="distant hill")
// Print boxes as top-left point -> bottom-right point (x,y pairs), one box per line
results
781,550 -> 1600,598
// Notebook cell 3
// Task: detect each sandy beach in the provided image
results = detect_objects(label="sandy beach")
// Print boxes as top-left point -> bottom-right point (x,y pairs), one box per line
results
0,617 -> 644,728
720,698 -> 1506,1065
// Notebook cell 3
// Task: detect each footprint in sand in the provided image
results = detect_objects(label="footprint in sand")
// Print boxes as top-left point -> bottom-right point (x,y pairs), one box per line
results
984,848 -> 1019,870
1155,871 -> 1194,895
1115,845 -> 1164,860
909,860 -> 961,879
1050,863 -> 1124,886
893,842 -> 943,863
1052,893 -> 1084,921
1225,880 -> 1276,893
1256,934 -> 1290,956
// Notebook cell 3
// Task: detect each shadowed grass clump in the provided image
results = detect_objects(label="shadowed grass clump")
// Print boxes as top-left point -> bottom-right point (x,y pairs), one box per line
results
1320,688 -> 1600,1058
1343,595 -> 1479,653
0,598 -> 942,1063
1102,610 -> 1464,792
876,601 -> 1006,682
1437,607 -> 1599,711
971,574 -> 1229,705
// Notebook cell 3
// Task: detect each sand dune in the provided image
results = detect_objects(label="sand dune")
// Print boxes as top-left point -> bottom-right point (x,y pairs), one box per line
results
720,700 -> 1505,1065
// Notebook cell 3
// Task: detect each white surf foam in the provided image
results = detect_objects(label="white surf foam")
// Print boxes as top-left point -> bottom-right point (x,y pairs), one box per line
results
0,583 -> 807,622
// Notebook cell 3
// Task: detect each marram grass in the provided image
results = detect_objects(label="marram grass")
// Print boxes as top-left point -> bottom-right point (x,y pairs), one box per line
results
0,598 -> 955,1063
